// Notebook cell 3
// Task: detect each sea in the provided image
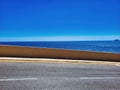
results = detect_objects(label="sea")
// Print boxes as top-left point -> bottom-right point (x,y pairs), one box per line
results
0,41 -> 120,54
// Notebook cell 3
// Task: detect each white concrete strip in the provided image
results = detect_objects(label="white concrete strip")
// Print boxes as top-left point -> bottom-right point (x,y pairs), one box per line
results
0,57 -> 56,60
0,78 -> 38,81
115,64 -> 120,67
0,57 -> 114,62
78,77 -> 120,80
0,57 -> 120,66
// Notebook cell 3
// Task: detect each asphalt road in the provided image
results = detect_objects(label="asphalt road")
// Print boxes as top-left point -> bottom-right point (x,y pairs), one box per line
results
0,62 -> 120,90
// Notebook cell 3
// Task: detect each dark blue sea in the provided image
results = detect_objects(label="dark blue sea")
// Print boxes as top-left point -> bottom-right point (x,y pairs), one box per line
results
0,41 -> 120,54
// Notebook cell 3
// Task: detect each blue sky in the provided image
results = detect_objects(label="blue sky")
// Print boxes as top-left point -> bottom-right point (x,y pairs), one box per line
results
0,0 -> 120,41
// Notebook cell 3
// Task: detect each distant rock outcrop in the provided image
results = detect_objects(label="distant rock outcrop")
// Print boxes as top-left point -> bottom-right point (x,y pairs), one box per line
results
114,39 -> 119,41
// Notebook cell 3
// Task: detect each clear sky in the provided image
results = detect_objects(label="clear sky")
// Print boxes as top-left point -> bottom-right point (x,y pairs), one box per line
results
0,0 -> 120,41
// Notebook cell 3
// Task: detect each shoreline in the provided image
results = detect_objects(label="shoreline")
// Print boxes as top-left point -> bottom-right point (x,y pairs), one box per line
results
0,45 -> 120,62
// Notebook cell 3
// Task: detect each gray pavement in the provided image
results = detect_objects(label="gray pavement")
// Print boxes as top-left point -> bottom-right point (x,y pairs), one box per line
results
0,62 -> 120,90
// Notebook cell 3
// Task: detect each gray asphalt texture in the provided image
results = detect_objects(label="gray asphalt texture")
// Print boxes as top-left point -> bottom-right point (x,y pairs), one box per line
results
0,63 -> 120,90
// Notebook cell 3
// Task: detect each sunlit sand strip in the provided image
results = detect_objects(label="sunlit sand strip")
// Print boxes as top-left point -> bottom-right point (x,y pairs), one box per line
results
0,57 -> 120,66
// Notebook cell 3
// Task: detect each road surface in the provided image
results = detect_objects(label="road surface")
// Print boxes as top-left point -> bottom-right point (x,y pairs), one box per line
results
0,60 -> 120,90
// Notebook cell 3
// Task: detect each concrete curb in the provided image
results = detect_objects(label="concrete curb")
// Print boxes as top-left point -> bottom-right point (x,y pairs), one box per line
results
0,57 -> 120,66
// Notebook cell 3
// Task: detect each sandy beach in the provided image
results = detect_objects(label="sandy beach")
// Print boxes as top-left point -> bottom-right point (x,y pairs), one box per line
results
0,45 -> 120,62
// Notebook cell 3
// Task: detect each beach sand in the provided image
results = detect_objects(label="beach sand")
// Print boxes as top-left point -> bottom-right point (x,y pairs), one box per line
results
0,45 -> 120,62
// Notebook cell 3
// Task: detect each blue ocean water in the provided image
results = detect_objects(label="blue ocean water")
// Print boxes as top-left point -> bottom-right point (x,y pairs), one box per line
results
0,41 -> 120,54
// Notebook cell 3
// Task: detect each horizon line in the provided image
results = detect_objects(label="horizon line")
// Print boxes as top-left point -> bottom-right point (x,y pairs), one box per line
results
0,35 -> 119,42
